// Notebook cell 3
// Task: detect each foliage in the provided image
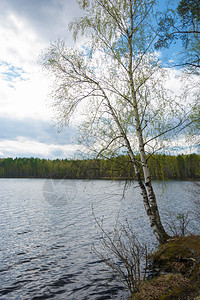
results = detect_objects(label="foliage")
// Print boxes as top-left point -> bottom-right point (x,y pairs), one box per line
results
41,0 -> 200,243
178,0 -> 200,28
155,0 -> 200,71
0,154 -> 199,179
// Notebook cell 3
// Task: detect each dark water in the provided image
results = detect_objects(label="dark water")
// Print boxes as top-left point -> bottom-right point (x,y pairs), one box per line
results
0,179 -> 199,299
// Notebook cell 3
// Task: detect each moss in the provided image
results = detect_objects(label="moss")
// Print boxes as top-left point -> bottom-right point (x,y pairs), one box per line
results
159,282 -> 198,299
131,274 -> 190,299
151,235 -> 200,274
131,235 -> 200,300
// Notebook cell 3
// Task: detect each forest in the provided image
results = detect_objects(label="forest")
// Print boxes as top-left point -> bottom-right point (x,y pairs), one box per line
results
0,154 -> 199,180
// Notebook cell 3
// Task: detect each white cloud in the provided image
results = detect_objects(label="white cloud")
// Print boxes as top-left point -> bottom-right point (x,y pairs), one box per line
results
164,68 -> 182,93
0,13 -> 46,71
0,137 -> 79,159
0,69 -> 53,120
0,11 -> 53,120
0,0 -> 82,43
0,1 -> 198,159
163,135 -> 200,155
0,1 -> 85,159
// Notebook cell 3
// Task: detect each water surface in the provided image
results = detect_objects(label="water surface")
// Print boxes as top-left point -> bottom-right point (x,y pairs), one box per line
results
0,179 -> 199,299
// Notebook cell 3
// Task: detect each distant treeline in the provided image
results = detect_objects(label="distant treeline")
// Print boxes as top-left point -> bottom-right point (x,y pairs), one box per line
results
0,154 -> 199,180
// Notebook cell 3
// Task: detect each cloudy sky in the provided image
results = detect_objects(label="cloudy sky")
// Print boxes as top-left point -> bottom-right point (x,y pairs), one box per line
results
0,0 -> 198,159
0,0 -> 84,159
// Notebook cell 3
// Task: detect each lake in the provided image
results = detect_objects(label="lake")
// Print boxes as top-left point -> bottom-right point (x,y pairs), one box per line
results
0,179 -> 199,299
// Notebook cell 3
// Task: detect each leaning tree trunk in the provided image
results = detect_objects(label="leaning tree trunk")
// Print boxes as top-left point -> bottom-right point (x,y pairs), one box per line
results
125,136 -> 169,244
102,86 -> 169,244
131,88 -> 170,244
128,80 -> 169,243
127,3 -> 170,244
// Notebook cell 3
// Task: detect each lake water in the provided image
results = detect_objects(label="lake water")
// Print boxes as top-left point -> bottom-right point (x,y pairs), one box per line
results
0,179 -> 199,299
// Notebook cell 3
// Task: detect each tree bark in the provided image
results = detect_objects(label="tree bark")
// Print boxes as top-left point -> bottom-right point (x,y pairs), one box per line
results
126,0 -> 170,244
102,85 -> 169,243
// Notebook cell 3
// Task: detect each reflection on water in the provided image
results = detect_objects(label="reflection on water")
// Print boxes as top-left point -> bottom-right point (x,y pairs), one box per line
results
0,179 -> 199,299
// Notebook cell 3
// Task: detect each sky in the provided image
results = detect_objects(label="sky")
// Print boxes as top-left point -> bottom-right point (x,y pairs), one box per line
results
0,0 -> 83,159
0,0 -> 198,159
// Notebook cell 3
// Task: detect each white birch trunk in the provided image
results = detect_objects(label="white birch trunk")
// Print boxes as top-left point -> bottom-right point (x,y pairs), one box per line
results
126,1 -> 170,243
101,86 -> 168,243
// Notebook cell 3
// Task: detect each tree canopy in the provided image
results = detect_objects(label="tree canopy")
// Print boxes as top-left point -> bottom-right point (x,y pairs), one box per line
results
155,0 -> 200,72
42,0 -> 199,243
0,154 -> 199,180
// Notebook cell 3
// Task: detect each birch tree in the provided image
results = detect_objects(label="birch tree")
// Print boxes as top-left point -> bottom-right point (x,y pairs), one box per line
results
42,0 -> 199,244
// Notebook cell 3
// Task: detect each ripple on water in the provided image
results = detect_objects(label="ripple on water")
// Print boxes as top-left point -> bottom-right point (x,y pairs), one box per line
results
0,179 -> 199,299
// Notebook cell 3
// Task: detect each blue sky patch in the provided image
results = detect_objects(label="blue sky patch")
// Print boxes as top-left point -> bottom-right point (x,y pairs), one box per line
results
0,61 -> 27,83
